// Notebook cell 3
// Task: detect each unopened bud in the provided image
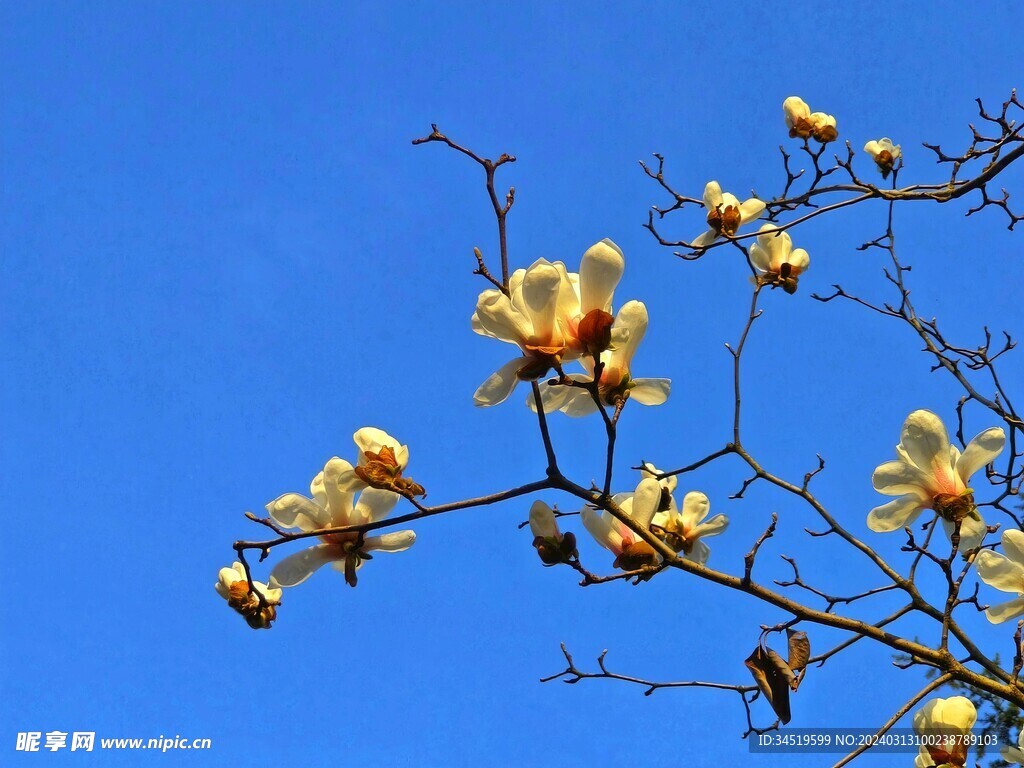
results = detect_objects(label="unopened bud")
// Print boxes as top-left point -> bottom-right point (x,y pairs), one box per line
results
577,309 -> 615,355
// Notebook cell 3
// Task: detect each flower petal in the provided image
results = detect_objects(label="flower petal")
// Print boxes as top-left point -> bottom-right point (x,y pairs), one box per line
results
955,426 -> 1005,484
474,356 -> 530,407
352,487 -> 400,526
581,508 -> 620,553
521,260 -> 562,343
691,513 -> 729,540
690,229 -> 718,249
985,597 -> 1024,624
867,494 -> 925,532
749,242 -> 770,273
630,478 -> 663,529
1003,529 -> 1024,565
579,239 -> 625,314
738,198 -> 766,224
872,460 -> 931,496
702,181 -> 723,210
940,514 -> 987,553
269,544 -> 339,588
680,491 -> 711,527
686,539 -> 711,565
265,493 -> 331,531
529,501 -> 558,539
630,378 -> 671,406
354,427 -> 409,469
322,457 -> 357,523
900,410 -> 957,491
364,530 -> 416,553
975,548 -> 1024,594
608,300 -> 648,372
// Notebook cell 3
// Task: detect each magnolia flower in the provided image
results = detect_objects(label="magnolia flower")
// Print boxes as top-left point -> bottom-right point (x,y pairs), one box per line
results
913,696 -> 977,768
331,427 -> 418,494
863,137 -> 901,179
581,477 -> 662,571
471,240 -> 625,406
639,461 -> 677,501
748,225 -> 810,294
651,491 -> 728,564
267,457 -> 416,588
782,96 -> 838,142
529,501 -> 577,565
691,182 -> 765,248
530,300 -> 670,416
868,409 -> 1004,552
974,529 -> 1024,623
1001,729 -> 1024,765
215,562 -> 282,629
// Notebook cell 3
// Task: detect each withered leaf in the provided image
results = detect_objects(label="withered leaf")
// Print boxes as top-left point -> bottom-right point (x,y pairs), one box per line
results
744,645 -> 794,724
786,629 -> 811,688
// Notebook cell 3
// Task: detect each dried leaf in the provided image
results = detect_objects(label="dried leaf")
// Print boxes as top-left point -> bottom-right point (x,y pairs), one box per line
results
744,646 -> 793,724
786,629 -> 811,685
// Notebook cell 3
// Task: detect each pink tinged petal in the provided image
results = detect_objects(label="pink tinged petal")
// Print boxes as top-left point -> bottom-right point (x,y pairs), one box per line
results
941,515 -> 986,552
680,491 -> 711,528
738,198 -> 766,224
322,458 -> 357,523
867,494 -> 925,532
265,493 -> 332,531
974,549 -> 1024,594
985,597 -> 1024,624
269,544 -> 340,588
630,478 -> 663,529
529,501 -> 559,539
955,426 -> 1005,484
521,261 -> 562,343
899,409 -> 959,492
581,508 -> 620,554
579,239 -> 625,314
691,513 -> 729,540
702,181 -> 724,210
872,460 -> 931,497
353,487 -> 401,526
475,292 -> 532,344
473,356 -> 531,407
364,530 -> 416,553
630,378 -> 670,406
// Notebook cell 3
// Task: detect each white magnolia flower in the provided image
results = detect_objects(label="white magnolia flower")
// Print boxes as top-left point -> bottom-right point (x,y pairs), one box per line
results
267,457 -> 416,588
868,409 -> 1004,552
863,137 -> 901,170
974,529 -> 1024,623
471,240 -> 625,407
215,562 -> 282,629
331,427 -> 411,492
783,96 -> 838,142
691,182 -> 765,248
529,500 -> 576,565
530,300 -> 670,416
748,224 -> 810,294
581,477 -> 662,570
639,461 -> 677,499
1001,729 -> 1024,764
651,491 -> 728,564
913,696 -> 977,768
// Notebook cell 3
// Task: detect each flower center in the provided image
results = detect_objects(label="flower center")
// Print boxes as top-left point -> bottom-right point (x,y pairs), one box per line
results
932,491 -> 976,523
613,540 -> 658,571
707,205 -> 742,237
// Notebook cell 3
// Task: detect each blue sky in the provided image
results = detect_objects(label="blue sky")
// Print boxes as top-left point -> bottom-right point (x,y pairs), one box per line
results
3,2 -> 1023,765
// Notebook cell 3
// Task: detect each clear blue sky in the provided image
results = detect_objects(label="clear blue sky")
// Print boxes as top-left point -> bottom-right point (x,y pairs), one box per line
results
3,2 -> 1022,765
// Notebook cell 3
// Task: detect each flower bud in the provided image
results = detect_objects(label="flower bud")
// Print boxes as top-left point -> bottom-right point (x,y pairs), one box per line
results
577,308 -> 615,356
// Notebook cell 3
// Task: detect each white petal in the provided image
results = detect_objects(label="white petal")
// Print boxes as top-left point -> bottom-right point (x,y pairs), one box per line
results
940,514 -> 986,552
265,493 -> 331,531
581,508 -> 619,553
702,181 -> 723,210
475,291 -> 532,343
985,597 -> 1024,624
322,457 -> 357,523
630,378 -> 671,406
867,494 -> 925,532
955,426 -> 1005,484
788,248 -> 810,274
364,530 -> 416,553
1001,744 -> 1024,764
975,549 -> 1024,593
690,229 -> 718,249
738,198 -> 766,224
872,460 -> 931,496
900,410 -> 958,492
352,487 -> 400,526
680,491 -> 711,527
353,427 -> 409,469
630,478 -> 663,529
579,239 -> 625,314
521,260 -> 562,343
561,391 -> 601,417
528,378 -> 588,414
529,501 -> 558,539
310,469 -> 328,507
749,242 -> 770,273
691,513 -> 729,540
1003,529 -> 1024,565
686,539 -> 711,565
474,356 -> 530,407
269,544 -> 339,587
608,300 -> 648,372
332,457 -> 366,493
